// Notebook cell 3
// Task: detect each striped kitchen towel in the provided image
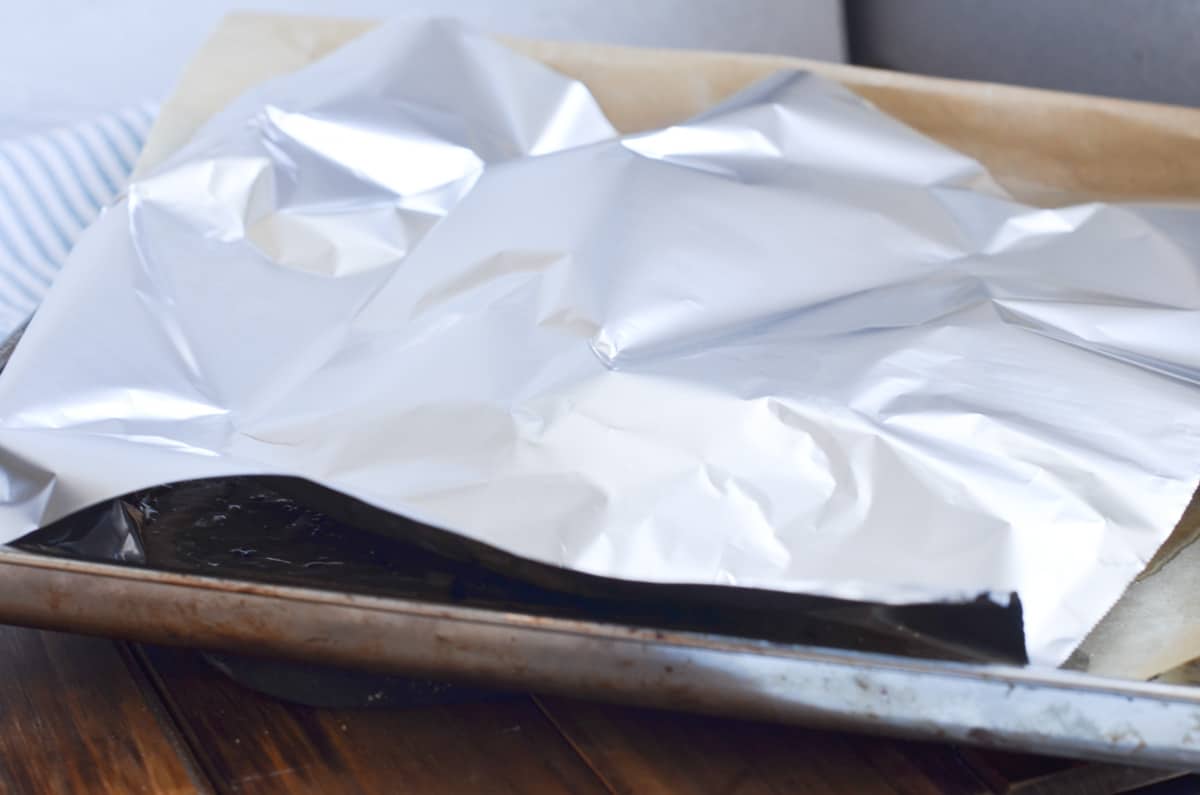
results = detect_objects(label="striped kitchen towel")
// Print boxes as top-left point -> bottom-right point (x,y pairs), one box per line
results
0,103 -> 157,339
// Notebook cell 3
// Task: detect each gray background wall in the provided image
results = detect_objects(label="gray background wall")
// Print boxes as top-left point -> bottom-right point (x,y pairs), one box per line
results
847,0 -> 1200,107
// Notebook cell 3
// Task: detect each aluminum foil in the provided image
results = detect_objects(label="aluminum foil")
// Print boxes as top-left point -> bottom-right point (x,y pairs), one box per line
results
1,18 -> 1199,666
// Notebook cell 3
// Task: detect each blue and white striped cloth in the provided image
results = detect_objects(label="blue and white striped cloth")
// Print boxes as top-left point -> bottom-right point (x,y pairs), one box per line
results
0,103 -> 156,338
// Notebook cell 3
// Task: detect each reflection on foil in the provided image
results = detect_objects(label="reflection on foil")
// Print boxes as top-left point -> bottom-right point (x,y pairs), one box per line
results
15,476 -> 1027,664
1,18 -> 1199,667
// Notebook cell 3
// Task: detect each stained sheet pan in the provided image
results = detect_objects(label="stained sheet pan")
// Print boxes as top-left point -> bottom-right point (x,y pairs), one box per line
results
3,13 -> 1200,768
2,544 -> 1200,769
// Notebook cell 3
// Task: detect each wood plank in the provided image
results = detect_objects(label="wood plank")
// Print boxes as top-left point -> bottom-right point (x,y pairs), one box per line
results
960,748 -> 1189,795
0,627 -> 203,794
133,641 -> 1193,795
535,695 -> 991,795
137,645 -> 611,795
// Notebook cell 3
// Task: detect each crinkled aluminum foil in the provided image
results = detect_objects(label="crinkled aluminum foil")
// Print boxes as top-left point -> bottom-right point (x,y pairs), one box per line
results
1,19 -> 1199,666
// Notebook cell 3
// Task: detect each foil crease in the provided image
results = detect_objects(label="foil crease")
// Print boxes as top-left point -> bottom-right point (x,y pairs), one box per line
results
1,19 -> 1199,666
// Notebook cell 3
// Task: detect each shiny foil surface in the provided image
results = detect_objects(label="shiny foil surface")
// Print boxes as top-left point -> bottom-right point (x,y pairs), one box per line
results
2,19 -> 1199,666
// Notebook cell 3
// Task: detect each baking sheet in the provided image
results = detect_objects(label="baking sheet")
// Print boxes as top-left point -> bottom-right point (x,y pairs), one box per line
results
4,15 -> 1200,669
7,9 -> 1200,682
0,14 -> 1199,765
4,541 -> 1200,768
132,14 -> 1200,681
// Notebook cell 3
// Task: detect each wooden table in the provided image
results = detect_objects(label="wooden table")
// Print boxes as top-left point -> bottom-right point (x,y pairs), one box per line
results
0,625 -> 1191,794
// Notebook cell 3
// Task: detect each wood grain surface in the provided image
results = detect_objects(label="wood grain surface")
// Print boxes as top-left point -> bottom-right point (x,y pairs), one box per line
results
137,645 -> 609,795
0,627 -> 201,794
0,626 -> 1193,794
135,645 -> 991,794
534,695 -> 991,795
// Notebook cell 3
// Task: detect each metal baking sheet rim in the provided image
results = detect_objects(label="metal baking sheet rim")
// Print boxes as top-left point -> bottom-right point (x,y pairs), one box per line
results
2,546 -> 1197,769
